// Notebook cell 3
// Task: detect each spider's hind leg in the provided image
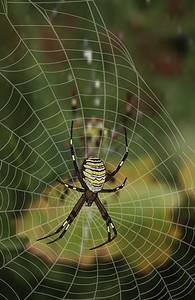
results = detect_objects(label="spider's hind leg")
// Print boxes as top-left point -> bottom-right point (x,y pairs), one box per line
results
105,127 -> 128,183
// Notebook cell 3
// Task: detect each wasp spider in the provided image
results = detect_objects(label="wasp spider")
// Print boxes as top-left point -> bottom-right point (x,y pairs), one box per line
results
37,121 -> 128,250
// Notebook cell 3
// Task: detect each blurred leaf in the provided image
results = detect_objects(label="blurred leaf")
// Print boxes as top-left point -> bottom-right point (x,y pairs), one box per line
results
17,157 -> 182,273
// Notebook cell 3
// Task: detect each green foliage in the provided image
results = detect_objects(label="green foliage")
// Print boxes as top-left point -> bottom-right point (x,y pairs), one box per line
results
1,1 -> 195,299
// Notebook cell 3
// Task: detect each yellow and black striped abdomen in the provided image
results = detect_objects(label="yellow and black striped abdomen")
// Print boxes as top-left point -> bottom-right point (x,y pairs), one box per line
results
81,156 -> 106,193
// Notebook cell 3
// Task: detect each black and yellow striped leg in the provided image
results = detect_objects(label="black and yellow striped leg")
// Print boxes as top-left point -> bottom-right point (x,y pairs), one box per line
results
105,127 -> 128,183
100,177 -> 127,193
70,121 -> 84,185
57,179 -> 85,192
89,196 -> 117,250
37,194 -> 86,244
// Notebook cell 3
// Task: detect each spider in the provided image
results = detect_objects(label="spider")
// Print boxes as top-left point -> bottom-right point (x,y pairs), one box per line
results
37,121 -> 128,250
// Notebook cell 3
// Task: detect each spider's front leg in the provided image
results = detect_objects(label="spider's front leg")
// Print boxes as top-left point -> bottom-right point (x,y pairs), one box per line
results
89,196 -> 117,250
37,219 -> 70,244
37,193 -> 86,244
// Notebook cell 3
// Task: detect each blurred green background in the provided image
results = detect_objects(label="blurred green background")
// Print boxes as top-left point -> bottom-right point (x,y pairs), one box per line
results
0,0 -> 195,299
101,0 -> 195,142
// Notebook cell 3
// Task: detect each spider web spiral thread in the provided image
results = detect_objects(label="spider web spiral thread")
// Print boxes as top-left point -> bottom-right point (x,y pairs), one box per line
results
0,1 -> 195,299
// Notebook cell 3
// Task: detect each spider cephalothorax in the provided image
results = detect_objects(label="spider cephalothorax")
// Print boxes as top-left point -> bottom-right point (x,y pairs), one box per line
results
37,121 -> 128,250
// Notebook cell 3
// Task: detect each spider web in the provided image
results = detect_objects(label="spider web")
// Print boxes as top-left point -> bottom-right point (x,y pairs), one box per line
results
0,1 -> 195,299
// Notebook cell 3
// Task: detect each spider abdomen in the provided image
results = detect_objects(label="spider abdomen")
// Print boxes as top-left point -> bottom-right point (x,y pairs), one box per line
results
81,156 -> 106,193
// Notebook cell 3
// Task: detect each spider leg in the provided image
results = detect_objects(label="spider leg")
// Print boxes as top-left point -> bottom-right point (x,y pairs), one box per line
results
100,177 -> 127,193
70,121 -> 84,185
37,193 -> 86,244
57,179 -> 84,192
89,196 -> 117,250
37,222 -> 68,243
105,127 -> 128,183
